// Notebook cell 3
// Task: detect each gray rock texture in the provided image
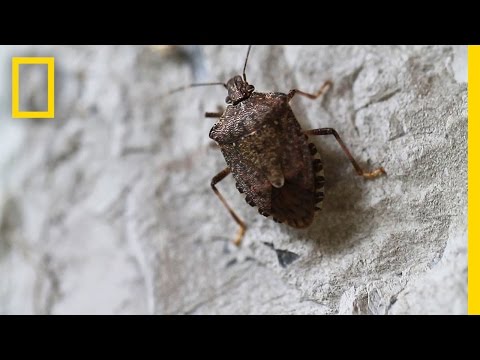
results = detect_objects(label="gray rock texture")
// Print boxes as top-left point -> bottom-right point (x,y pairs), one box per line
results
0,45 -> 467,314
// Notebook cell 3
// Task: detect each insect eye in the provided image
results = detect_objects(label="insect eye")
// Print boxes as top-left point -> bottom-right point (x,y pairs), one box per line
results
247,85 -> 255,92
225,96 -> 233,104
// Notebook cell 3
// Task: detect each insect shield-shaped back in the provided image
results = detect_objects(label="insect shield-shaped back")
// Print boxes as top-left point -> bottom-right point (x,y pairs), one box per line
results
210,75 -> 319,229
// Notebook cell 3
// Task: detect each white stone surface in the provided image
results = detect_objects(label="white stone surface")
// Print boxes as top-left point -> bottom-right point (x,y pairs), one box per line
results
0,45 -> 467,314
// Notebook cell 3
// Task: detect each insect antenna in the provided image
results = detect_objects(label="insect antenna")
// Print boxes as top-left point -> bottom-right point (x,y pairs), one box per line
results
243,45 -> 252,82
162,82 -> 227,98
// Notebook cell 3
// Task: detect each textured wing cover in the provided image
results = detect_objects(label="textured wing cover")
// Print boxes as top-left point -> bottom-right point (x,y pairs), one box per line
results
220,104 -> 321,229
272,107 -> 318,228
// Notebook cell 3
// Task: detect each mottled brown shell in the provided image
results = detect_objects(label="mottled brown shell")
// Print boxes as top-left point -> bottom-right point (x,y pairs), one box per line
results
209,92 -> 325,228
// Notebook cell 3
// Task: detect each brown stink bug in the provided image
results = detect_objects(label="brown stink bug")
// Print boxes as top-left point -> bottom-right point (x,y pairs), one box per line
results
168,46 -> 386,246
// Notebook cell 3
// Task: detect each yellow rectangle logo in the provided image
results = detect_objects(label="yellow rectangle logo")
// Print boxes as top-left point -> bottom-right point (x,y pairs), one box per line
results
12,57 -> 55,119
469,45 -> 479,315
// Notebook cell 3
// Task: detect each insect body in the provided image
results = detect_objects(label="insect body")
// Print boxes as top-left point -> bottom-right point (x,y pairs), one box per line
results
173,46 -> 386,246
210,79 -> 324,231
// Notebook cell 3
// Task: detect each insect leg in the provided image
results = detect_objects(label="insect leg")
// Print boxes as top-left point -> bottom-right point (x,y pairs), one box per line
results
306,128 -> 386,179
288,80 -> 333,101
205,106 -> 225,118
211,168 -> 247,246
205,112 -> 222,118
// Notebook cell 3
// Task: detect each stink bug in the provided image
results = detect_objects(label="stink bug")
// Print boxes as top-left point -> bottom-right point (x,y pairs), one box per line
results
168,46 -> 386,246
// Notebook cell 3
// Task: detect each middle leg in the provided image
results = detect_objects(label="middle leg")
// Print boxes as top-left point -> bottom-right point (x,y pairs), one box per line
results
306,128 -> 386,179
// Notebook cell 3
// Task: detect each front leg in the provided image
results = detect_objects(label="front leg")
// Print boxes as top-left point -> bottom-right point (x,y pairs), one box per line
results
205,112 -> 223,118
205,105 -> 225,119
288,80 -> 333,101
206,110 -> 223,149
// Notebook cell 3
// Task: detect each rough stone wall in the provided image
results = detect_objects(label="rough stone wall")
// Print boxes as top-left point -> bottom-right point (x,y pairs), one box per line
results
0,45 -> 467,314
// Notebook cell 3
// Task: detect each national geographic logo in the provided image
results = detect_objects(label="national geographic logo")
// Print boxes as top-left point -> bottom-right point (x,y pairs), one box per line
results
11,57 -> 55,119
